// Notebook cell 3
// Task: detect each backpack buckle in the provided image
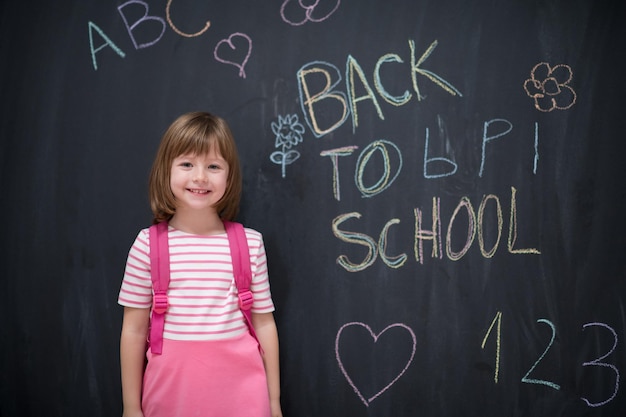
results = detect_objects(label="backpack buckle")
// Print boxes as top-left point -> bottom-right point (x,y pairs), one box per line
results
238,290 -> 253,310
153,291 -> 168,314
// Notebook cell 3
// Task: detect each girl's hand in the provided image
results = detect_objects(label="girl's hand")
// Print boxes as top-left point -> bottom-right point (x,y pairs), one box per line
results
122,409 -> 144,417
270,398 -> 283,417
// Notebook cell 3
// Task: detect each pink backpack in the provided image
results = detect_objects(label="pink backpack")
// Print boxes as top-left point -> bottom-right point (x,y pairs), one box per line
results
148,221 -> 259,354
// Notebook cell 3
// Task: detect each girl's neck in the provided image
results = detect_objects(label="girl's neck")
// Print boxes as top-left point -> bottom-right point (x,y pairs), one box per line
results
168,209 -> 225,236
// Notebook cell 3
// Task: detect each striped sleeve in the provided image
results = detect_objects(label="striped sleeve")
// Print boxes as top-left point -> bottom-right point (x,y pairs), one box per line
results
246,228 -> 275,314
118,229 -> 153,309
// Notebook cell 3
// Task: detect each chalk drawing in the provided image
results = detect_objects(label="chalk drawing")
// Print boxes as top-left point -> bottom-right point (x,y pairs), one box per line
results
335,322 -> 416,406
523,62 -> 576,112
270,114 -> 306,178
214,33 -> 252,78
280,0 -> 341,26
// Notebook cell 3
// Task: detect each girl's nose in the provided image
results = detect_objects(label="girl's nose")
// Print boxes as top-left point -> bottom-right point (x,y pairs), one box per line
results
193,168 -> 208,182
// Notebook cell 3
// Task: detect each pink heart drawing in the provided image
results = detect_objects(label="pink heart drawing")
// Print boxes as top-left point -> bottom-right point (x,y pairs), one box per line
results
213,32 -> 252,78
335,322 -> 416,406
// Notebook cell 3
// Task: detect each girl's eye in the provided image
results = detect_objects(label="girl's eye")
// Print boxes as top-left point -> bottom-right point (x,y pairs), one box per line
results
208,164 -> 221,170
180,162 -> 193,168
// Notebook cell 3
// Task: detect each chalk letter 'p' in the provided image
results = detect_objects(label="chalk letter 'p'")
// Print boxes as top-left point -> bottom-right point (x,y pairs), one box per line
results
479,119 -> 513,177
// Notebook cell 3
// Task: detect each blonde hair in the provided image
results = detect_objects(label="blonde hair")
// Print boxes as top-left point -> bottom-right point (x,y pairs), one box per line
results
148,112 -> 242,223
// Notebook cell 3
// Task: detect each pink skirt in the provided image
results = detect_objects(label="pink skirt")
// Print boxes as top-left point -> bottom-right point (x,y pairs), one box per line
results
142,333 -> 270,417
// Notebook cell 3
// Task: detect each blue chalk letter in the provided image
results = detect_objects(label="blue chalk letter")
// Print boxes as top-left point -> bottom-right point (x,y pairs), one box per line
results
88,21 -> 126,71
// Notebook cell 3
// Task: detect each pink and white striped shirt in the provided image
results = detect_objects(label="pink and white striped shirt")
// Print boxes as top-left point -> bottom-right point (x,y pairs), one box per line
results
118,225 -> 275,341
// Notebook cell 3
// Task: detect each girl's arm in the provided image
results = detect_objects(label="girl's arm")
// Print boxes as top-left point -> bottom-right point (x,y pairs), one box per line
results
252,312 -> 283,417
120,306 -> 150,417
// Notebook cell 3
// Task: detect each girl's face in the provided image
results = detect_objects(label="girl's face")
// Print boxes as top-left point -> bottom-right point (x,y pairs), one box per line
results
169,148 -> 229,216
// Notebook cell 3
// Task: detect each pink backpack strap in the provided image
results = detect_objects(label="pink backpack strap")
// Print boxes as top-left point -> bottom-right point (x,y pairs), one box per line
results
149,221 -> 170,355
224,221 -> 261,351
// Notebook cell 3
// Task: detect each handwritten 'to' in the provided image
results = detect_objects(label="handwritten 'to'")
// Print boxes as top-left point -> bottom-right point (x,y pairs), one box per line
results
213,32 -> 252,78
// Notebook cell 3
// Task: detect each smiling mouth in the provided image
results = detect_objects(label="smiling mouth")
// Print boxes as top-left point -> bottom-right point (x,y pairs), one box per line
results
188,188 -> 209,194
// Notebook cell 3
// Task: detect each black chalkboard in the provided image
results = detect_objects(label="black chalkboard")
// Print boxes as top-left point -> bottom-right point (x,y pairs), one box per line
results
2,1 -> 626,416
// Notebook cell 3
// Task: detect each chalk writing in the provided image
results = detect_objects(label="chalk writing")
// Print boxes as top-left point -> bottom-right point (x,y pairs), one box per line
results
89,3 -> 252,76
374,54 -> 411,106
424,122 -> 458,179
81,2 -> 621,412
523,62 -> 577,112
332,212 -> 378,272
166,0 -> 211,38
378,218 -> 408,268
335,322 -> 416,407
88,22 -> 126,71
581,322 -> 620,407
481,311 -> 503,383
354,140 -> 403,198
214,33 -> 252,78
320,139 -> 406,201
414,198 -> 443,263
445,197 -> 476,261
320,146 -> 359,200
533,122 -> 539,174
280,0 -> 341,26
476,194 -> 503,258
320,120 -> 538,201
479,314 -> 619,407
118,0 -> 166,49
346,55 -> 385,130
297,61 -> 349,136
479,119 -> 512,178
508,187 -> 541,255
333,187 -> 540,271
522,319 -> 560,390
297,40 -> 461,137
270,114 -> 306,178
409,40 -> 462,100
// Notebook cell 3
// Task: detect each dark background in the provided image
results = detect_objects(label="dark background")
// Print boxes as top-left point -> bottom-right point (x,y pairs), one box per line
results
1,1 -> 625,416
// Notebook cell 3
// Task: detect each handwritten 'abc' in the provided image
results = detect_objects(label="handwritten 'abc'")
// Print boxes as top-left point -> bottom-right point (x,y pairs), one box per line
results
88,0 -> 251,77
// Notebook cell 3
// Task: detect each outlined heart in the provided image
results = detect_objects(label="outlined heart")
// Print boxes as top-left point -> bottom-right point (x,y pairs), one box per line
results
335,322 -> 416,406
213,32 -> 252,78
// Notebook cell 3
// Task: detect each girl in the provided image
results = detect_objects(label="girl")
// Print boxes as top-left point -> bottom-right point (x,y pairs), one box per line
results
118,112 -> 282,417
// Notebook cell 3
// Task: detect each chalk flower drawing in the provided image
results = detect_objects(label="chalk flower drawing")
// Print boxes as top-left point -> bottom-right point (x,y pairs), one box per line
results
270,114 -> 306,178
523,62 -> 577,112
280,0 -> 341,26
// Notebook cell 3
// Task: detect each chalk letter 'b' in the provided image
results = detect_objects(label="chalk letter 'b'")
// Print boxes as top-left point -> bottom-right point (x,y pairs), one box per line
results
118,0 -> 166,50
88,22 -> 125,71
297,61 -> 349,138
423,127 -> 457,179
